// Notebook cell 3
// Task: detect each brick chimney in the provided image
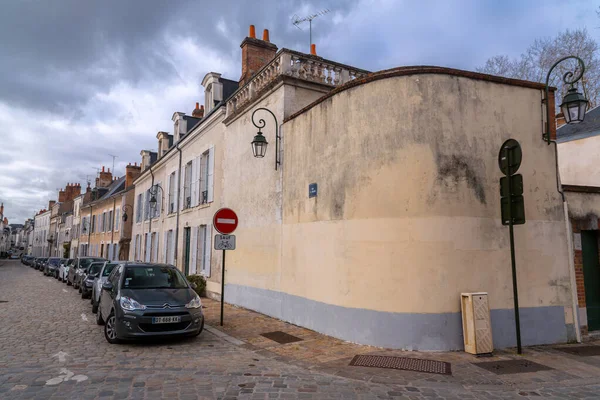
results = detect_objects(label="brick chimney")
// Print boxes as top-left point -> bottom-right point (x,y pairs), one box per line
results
96,166 -> 113,188
192,102 -> 204,118
125,163 -> 142,189
239,25 -> 277,86
49,200 -> 56,209
58,188 -> 66,203
64,183 -> 81,201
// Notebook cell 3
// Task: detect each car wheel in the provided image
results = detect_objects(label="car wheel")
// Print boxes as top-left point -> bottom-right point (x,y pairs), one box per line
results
78,286 -> 82,293
81,290 -> 86,299
96,307 -> 104,325
92,301 -> 98,314
104,312 -> 120,344
67,279 -> 71,286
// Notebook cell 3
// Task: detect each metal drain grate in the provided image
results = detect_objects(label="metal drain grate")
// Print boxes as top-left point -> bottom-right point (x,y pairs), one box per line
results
349,355 -> 451,375
554,346 -> 600,356
0,301 -> 8,303
473,359 -> 553,375
260,331 -> 303,344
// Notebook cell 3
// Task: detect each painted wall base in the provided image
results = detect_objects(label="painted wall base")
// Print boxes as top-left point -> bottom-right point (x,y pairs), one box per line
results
225,284 -> 569,351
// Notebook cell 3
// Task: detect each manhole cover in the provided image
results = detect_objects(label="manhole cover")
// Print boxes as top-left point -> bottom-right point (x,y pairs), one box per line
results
553,346 -> 600,356
473,359 -> 553,375
349,355 -> 451,375
260,331 -> 303,344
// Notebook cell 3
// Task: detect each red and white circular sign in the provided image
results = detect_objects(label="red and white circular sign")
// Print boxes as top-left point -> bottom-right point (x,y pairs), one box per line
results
213,208 -> 238,234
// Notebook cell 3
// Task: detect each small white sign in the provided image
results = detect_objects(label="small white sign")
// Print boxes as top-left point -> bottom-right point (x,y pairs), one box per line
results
214,234 -> 236,250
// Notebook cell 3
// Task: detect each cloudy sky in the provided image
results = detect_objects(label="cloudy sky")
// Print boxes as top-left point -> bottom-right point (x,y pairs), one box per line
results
0,0 -> 598,223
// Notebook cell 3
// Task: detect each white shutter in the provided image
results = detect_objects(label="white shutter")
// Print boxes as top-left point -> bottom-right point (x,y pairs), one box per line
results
190,226 -> 198,274
207,146 -> 214,202
152,234 -> 158,262
168,231 -> 175,265
108,244 -> 113,260
191,159 -> 197,207
176,169 -> 183,211
145,234 -> 151,262
132,236 -> 136,260
156,181 -> 162,218
195,156 -> 202,205
203,224 -> 212,277
163,232 -> 168,263
166,173 -> 171,213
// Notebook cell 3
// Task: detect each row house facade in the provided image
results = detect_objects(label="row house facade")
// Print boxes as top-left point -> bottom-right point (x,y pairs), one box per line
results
32,206 -> 51,257
79,165 -> 139,260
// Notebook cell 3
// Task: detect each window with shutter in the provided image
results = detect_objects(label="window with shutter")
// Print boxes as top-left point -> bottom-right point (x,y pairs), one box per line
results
199,151 -> 209,204
163,231 -> 169,263
151,233 -> 158,262
204,224 -> 212,276
190,227 -> 197,274
115,208 -> 120,231
184,161 -> 192,209
145,233 -> 151,262
207,146 -> 214,202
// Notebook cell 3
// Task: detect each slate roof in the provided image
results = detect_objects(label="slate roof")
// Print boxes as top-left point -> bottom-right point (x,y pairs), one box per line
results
557,106 -> 600,143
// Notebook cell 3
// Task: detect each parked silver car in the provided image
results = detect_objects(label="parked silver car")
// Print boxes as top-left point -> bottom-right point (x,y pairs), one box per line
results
91,261 -> 118,313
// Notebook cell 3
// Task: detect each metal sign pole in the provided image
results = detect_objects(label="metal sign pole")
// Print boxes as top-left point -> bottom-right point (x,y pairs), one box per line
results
505,146 -> 522,354
220,249 -> 225,326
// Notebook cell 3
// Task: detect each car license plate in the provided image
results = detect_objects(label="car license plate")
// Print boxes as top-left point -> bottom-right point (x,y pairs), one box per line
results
152,316 -> 181,324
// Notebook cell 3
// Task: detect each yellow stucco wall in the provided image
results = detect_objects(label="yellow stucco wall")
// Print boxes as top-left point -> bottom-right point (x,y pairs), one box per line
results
279,73 -> 571,315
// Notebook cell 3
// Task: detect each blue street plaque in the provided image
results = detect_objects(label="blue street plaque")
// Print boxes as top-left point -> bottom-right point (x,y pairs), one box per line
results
309,183 -> 318,198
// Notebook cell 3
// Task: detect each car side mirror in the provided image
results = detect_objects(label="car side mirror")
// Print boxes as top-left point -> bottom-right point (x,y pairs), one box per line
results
189,282 -> 197,289
102,282 -> 113,291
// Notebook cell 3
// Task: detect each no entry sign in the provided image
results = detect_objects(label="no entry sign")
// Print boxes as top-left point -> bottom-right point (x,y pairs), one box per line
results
213,208 -> 238,234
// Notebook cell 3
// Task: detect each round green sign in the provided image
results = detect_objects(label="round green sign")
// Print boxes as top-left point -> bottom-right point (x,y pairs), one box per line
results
498,139 -> 522,176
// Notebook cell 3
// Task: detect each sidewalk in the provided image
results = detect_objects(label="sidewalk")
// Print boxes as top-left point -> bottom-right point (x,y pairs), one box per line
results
202,298 -> 600,396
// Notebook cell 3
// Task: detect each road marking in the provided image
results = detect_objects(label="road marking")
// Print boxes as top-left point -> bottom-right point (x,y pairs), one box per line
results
81,313 -> 88,322
217,218 -> 236,224
11,385 -> 27,391
52,351 -> 68,363
46,368 -> 88,386
62,289 -> 68,293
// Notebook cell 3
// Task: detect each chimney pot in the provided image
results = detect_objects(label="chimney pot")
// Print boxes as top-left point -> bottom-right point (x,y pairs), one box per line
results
311,44 -> 316,55
263,29 -> 270,42
249,25 -> 256,38
102,166 -> 105,172
195,102 -> 199,110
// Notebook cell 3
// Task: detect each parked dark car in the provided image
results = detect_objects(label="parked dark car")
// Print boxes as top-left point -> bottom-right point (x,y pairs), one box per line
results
35,257 -> 48,271
68,257 -> 107,288
44,257 -> 62,277
91,262 -> 118,313
97,263 -> 204,344
21,255 -> 33,265
80,262 -> 104,299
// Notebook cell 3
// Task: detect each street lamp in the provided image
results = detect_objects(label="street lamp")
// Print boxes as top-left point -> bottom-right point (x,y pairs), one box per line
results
122,204 -> 133,222
250,107 -> 281,170
149,184 -> 164,211
544,56 -> 589,143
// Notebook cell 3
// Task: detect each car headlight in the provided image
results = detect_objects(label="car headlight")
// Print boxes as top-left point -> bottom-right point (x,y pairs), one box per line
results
185,295 -> 202,309
120,296 -> 146,311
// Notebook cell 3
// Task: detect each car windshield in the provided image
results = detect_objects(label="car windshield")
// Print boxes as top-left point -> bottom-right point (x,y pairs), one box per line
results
102,263 -> 117,277
89,264 -> 102,275
122,266 -> 188,289
79,258 -> 105,268
48,258 -> 61,266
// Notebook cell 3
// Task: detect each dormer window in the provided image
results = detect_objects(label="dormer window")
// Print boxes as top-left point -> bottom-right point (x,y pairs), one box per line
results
201,72 -> 224,114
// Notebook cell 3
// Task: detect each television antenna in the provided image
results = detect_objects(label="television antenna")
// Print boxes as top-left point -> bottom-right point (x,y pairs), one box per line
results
292,9 -> 330,48
108,154 -> 118,174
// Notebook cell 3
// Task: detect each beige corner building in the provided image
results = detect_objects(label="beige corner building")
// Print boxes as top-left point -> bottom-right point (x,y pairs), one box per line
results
130,26 -> 576,350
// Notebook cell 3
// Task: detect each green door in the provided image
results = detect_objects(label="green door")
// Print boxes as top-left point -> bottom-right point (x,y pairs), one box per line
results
582,231 -> 600,331
184,227 -> 191,276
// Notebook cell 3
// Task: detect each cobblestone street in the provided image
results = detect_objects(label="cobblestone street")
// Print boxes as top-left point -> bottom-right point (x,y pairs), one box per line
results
2,260 -> 600,400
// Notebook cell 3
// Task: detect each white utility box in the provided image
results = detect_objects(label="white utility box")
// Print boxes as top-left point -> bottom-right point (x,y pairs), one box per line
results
461,292 -> 493,355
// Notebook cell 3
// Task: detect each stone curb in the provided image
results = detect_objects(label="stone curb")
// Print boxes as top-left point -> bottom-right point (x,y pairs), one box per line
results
204,324 -> 246,346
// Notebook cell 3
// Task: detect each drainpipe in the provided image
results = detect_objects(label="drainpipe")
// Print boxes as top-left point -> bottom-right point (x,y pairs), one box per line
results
146,167 -> 155,262
110,197 -> 116,261
550,140 -> 582,343
175,141 -> 183,267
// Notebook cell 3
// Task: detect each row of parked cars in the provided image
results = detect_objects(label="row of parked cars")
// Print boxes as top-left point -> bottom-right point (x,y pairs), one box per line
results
21,255 -> 205,344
